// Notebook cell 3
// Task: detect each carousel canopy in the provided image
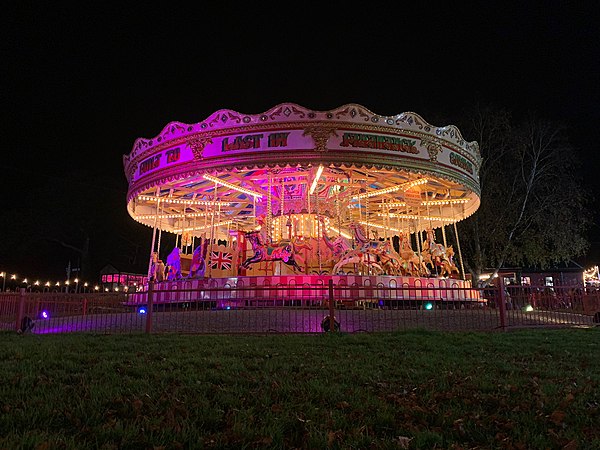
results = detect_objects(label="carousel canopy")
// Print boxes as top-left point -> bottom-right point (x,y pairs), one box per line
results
123,103 -> 481,239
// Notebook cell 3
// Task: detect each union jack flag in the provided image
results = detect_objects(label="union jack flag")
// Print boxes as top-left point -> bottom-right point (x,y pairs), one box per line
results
210,251 -> 233,271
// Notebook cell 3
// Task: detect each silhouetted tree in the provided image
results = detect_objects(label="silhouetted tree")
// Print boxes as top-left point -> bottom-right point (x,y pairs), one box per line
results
453,104 -> 591,282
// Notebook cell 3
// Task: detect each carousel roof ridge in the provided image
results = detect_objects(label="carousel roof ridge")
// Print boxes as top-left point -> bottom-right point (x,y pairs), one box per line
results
126,102 -> 479,159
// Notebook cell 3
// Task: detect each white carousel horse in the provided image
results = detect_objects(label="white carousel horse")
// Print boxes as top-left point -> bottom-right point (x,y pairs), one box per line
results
422,228 -> 446,262
332,249 -> 384,275
239,231 -> 308,273
166,247 -> 182,280
345,222 -> 392,274
420,229 -> 459,277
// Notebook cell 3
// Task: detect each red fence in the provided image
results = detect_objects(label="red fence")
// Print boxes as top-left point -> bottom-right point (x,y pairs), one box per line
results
1,282 -> 599,335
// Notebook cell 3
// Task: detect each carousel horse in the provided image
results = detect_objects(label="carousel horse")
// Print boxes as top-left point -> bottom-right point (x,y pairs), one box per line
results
239,230 -> 305,273
373,240 -> 405,276
347,223 -> 431,277
166,246 -> 182,280
320,216 -> 353,268
332,249 -> 384,275
149,251 -> 166,282
397,231 -> 430,277
406,255 -> 430,277
155,260 -> 166,281
422,247 -> 459,277
438,246 -> 460,277
320,221 -> 377,274
188,238 -> 209,278
349,222 -> 386,252
321,222 -> 352,258
421,228 -> 446,264
420,229 -> 459,277
287,236 -> 312,269
327,227 -> 418,277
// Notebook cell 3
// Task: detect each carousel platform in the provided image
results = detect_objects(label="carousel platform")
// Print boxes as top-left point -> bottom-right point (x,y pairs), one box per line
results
125,274 -> 483,309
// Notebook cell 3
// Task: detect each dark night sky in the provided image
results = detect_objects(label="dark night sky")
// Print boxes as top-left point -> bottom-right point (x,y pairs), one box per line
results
2,3 -> 599,281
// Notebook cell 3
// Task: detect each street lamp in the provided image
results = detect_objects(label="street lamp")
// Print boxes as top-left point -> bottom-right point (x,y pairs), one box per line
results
65,280 -> 70,293
83,282 -> 88,293
0,272 -> 5,292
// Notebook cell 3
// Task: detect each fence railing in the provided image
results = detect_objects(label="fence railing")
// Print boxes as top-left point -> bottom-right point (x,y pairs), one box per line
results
1,281 -> 599,335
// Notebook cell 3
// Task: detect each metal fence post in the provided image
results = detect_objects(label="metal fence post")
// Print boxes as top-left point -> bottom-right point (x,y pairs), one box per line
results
497,276 -> 507,331
15,288 -> 26,332
328,279 -> 336,332
145,280 -> 154,333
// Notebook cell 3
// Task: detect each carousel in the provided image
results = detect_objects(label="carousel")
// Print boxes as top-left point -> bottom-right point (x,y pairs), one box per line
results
123,103 -> 482,306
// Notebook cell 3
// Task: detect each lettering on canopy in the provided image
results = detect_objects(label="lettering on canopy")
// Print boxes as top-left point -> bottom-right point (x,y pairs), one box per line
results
222,132 -> 290,152
340,133 -> 418,154
449,152 -> 473,175
139,147 -> 181,176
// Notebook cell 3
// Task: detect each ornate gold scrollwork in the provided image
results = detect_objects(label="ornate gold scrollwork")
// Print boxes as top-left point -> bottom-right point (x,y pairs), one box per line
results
187,137 -> 213,160
126,162 -> 138,182
421,137 -> 443,162
303,126 -> 338,152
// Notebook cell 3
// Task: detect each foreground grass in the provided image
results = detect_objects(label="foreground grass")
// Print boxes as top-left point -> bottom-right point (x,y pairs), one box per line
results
0,328 -> 598,449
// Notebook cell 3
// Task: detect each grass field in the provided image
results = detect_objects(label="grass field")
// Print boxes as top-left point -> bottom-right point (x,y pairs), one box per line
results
1,328 -> 598,449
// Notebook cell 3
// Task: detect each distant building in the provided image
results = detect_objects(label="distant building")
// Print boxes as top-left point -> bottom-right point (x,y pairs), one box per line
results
99,264 -> 147,292
479,261 -> 585,288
